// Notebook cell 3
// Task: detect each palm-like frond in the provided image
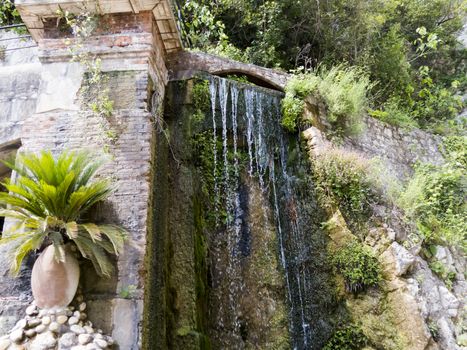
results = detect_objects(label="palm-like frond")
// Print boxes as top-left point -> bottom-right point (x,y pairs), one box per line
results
0,150 -> 127,277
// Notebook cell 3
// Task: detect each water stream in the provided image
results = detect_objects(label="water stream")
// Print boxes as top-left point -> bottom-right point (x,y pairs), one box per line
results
207,76 -> 327,349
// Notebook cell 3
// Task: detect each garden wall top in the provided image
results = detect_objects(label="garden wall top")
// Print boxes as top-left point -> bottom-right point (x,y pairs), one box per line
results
15,0 -> 183,53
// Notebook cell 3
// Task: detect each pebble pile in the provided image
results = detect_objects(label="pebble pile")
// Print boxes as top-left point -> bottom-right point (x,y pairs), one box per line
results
0,295 -> 114,350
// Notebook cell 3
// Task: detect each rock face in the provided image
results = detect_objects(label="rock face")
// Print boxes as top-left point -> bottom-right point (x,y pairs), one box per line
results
0,298 -> 114,350
31,246 -> 80,309
302,124 -> 466,349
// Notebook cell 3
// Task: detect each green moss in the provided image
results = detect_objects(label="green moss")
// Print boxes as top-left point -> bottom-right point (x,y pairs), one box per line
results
347,291 -> 408,350
331,240 -> 381,293
323,325 -> 368,350
191,79 -> 211,126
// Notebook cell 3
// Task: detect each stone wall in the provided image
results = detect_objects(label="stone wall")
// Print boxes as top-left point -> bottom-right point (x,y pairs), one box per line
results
0,12 -> 168,350
344,115 -> 444,180
0,30 -> 40,147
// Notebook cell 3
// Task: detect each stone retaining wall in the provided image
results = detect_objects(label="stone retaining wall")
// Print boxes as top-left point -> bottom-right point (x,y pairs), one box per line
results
344,116 -> 444,180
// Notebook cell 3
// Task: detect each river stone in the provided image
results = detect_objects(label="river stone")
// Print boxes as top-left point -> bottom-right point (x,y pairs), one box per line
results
28,318 -> 42,328
9,329 -> 23,343
78,334 -> 92,345
25,329 -> 36,338
94,339 -> 107,349
31,245 -> 80,309
41,316 -> 51,326
49,322 -> 60,332
68,317 -> 79,325
30,331 -> 57,350
57,315 -> 68,324
26,305 -> 38,316
83,326 -> 93,334
35,324 -> 46,334
70,325 -> 85,334
59,332 -> 76,347
79,303 -> 86,312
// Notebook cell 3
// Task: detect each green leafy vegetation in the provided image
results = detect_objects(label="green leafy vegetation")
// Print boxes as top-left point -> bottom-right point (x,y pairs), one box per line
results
0,0 -> 22,26
331,240 -> 382,293
0,150 -> 127,277
323,325 -> 368,350
398,136 -> 466,252
312,149 -> 377,229
192,79 -> 210,123
429,260 -> 456,289
281,66 -> 372,134
181,0 -> 466,131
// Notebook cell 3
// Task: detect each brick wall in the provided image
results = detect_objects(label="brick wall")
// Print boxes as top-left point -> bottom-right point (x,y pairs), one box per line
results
0,13 -> 168,350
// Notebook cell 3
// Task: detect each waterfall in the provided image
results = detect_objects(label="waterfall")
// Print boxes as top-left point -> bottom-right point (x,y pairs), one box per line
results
207,76 -> 321,349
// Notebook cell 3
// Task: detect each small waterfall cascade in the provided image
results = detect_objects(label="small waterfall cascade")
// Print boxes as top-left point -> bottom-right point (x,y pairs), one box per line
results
150,74 -> 336,350
206,76 -> 329,349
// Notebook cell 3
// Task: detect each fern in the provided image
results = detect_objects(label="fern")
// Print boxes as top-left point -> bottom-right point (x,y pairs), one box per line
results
0,150 -> 127,277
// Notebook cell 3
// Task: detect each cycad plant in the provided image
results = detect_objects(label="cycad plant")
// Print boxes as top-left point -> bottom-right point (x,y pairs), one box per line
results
0,150 -> 127,277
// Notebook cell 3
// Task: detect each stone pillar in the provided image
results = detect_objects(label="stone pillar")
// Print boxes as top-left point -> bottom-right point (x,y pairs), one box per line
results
0,1 -> 182,348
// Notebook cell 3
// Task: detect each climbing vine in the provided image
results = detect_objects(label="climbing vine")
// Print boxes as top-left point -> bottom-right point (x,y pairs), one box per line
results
58,7 -> 118,153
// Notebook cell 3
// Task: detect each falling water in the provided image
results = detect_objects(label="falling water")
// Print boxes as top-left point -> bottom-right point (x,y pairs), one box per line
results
206,75 -> 329,349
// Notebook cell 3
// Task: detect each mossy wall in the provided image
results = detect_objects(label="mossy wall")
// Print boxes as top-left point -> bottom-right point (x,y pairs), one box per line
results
143,77 -> 291,349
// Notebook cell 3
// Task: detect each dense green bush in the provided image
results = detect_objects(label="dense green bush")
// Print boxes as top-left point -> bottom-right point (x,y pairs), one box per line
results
332,241 -> 382,293
399,136 -> 466,251
312,149 -> 376,225
323,325 -> 368,350
0,0 -> 22,26
181,0 -> 466,132
281,66 -> 371,134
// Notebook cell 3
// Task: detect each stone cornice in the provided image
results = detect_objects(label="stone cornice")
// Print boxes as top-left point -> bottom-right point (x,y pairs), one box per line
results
15,0 -> 183,54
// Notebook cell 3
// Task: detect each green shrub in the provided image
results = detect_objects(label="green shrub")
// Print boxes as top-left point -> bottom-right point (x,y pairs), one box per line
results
312,149 -> 376,225
399,145 -> 466,251
331,241 -> 381,293
0,0 -> 22,26
323,325 -> 368,350
281,66 -> 372,135
369,97 -> 417,129
429,261 -> 456,289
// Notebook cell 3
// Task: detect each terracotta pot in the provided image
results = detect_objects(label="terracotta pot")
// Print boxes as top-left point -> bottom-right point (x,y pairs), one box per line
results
31,245 -> 80,309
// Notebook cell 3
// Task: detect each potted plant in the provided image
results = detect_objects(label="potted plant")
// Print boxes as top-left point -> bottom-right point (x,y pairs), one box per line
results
0,150 -> 127,309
